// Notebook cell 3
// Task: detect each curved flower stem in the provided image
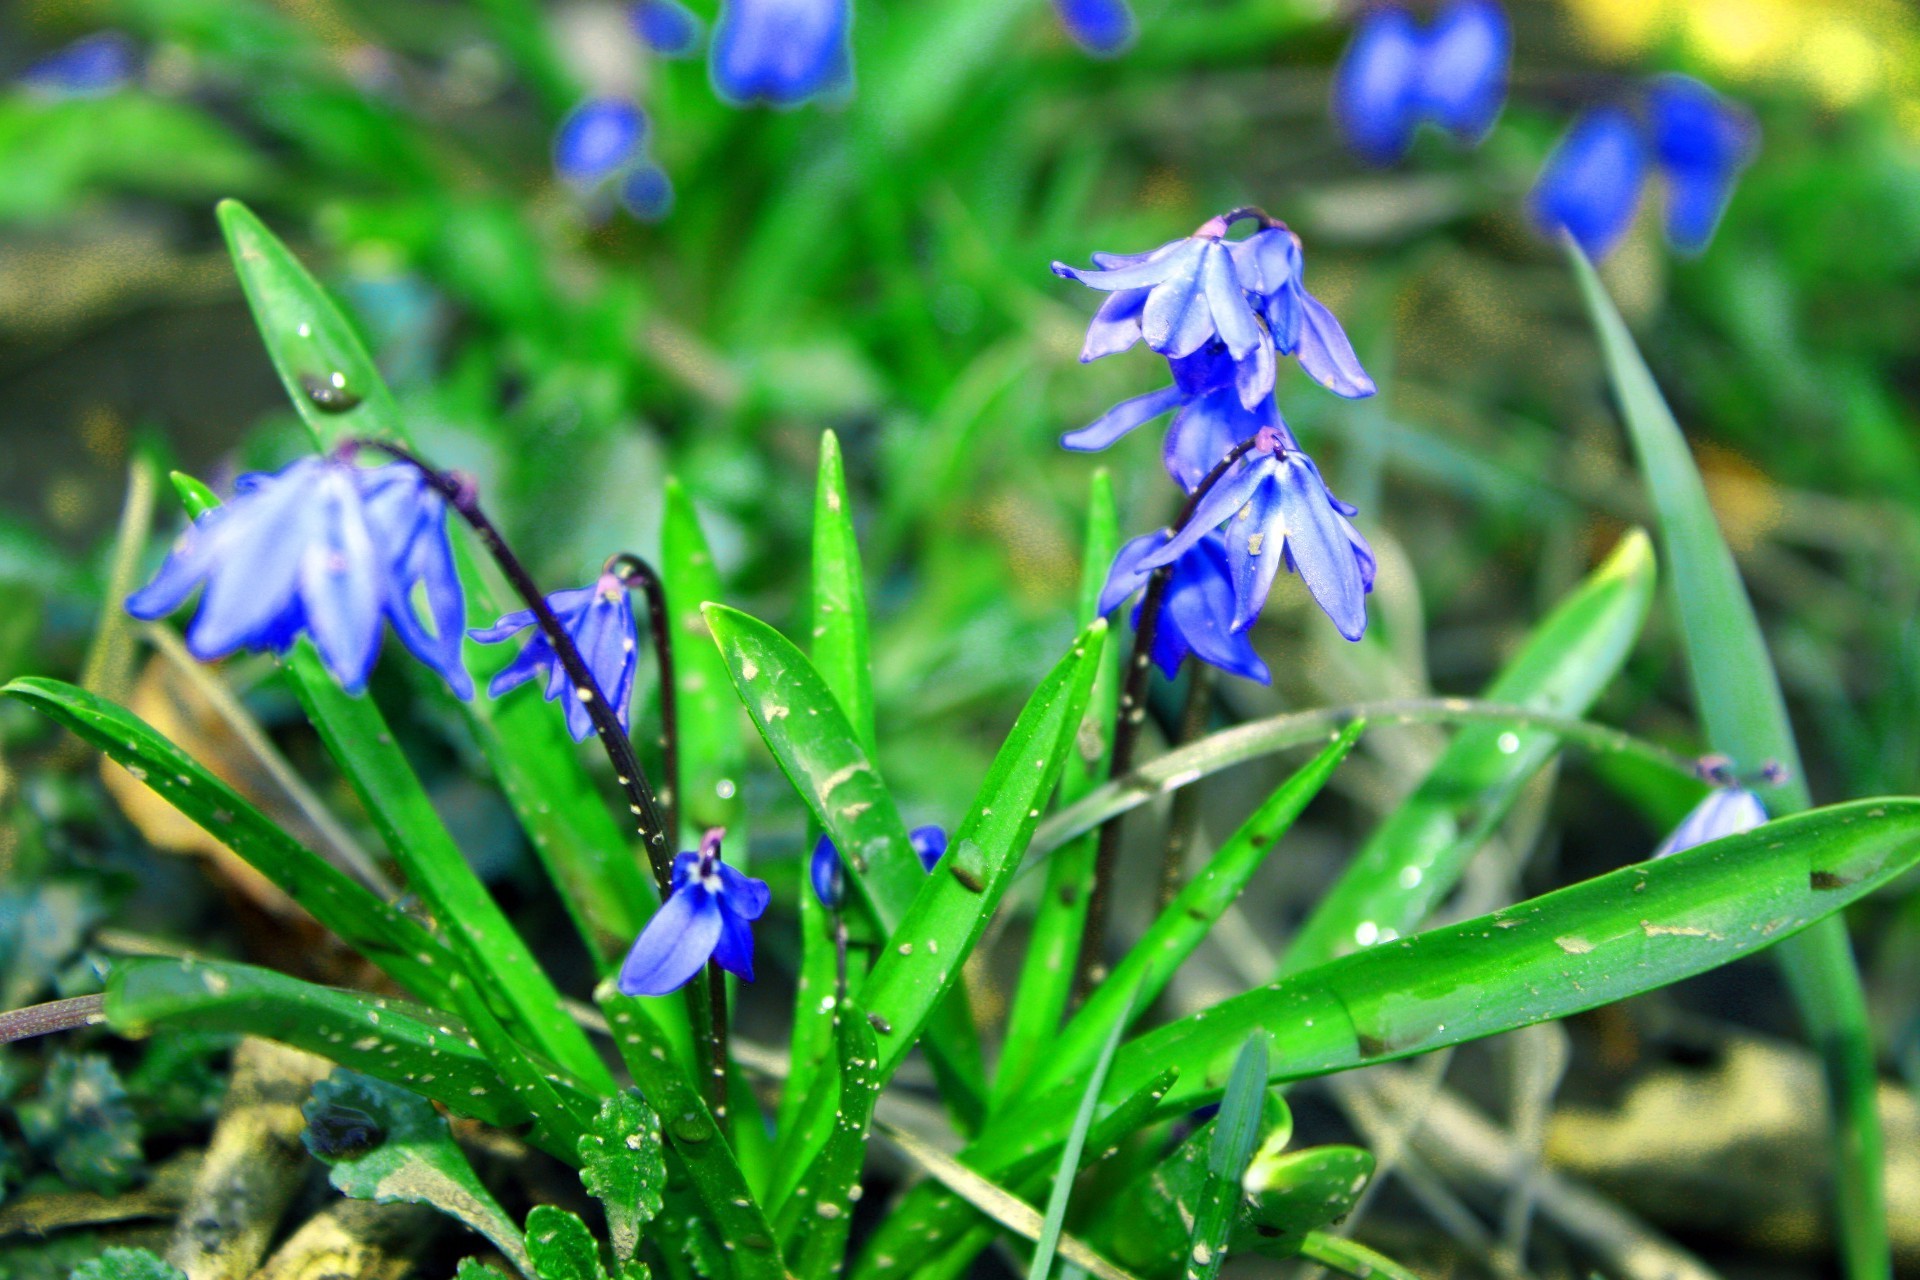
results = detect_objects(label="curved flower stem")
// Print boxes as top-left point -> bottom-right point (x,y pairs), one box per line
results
0,994 -> 106,1044
608,553 -> 680,843
1072,435 -> 1264,1002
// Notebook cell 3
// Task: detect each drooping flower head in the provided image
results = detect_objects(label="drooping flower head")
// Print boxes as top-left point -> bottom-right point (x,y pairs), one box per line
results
1054,0 -> 1136,57
1140,426 -> 1376,642
553,99 -> 648,184
126,456 -> 472,696
1098,530 -> 1271,683
469,569 -> 638,743
618,829 -> 770,995
21,32 -> 137,98
1527,105 -> 1648,261
810,825 -> 948,909
1651,756 -> 1778,859
619,164 -> 676,221
710,0 -> 852,108
1645,74 -> 1757,254
630,0 -> 705,57
1332,0 -> 1509,166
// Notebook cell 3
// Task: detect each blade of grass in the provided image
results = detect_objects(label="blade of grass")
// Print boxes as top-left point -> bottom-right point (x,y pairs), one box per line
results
1187,1034 -> 1269,1280
1571,242 -> 1886,1280
77,451 -> 156,710
1027,980 -> 1138,1280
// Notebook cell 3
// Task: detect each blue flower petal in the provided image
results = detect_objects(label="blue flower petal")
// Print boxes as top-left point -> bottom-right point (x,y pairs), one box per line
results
1528,105 -> 1649,261
1098,531 -> 1171,616
1199,240 -> 1264,363
1269,454 -> 1369,640
810,835 -> 844,908
1142,241 -> 1221,359
716,862 -> 772,918
910,826 -> 948,871
1162,534 -> 1270,684
1054,0 -> 1135,56
616,883 -> 723,996
1295,292 -> 1377,399
711,905 -> 758,980
1139,454 -> 1270,573
22,32 -> 137,98
1062,384 -> 1183,453
1646,75 -> 1755,253
1652,786 -> 1768,859
1052,239 -> 1191,292
711,0 -> 853,107
1331,6 -> 1424,165
630,0 -> 705,56
1415,0 -> 1510,143
554,99 -> 646,182
1080,288 -> 1149,362
296,468 -> 387,692
183,461 -> 328,661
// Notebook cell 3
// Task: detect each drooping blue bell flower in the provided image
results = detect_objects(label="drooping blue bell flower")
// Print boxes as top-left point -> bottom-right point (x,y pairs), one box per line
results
710,0 -> 852,107
1645,74 -> 1757,254
1527,104 -> 1648,262
469,571 -> 638,743
810,825 -> 948,909
618,163 -> 675,221
1332,1 -> 1509,165
1054,0 -> 1135,57
618,829 -> 770,995
1061,344 -> 1287,492
1651,786 -> 1768,859
1227,227 -> 1375,399
553,99 -> 647,183
126,457 -> 473,697
630,0 -> 705,57
1098,529 -> 1271,683
1142,428 -> 1375,641
21,32 -> 137,98
1052,236 -> 1269,386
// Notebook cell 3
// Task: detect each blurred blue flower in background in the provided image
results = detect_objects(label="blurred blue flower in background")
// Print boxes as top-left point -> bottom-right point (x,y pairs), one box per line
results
711,0 -> 852,107
630,0 -> 705,57
1652,785 -> 1768,858
1054,0 -> 1136,57
1099,530 -> 1271,683
619,829 -> 769,995
810,825 -> 948,909
553,98 -> 647,183
126,458 -> 472,696
910,825 -> 948,872
619,163 -> 676,221
1529,75 -> 1756,260
20,32 -> 137,98
1332,0 -> 1509,166
470,572 -> 638,742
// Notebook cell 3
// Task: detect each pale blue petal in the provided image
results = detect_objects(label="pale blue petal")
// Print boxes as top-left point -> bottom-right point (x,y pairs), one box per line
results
616,885 -> 722,996
1295,292 -> 1377,398
1062,384 -> 1182,452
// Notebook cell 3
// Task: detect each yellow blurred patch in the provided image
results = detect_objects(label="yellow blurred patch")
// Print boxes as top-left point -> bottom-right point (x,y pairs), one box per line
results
1567,0 -> 1672,58
1693,440 -> 1781,554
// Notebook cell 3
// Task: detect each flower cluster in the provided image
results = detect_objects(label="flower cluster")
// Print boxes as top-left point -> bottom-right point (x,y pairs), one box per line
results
618,829 -> 770,996
1331,0 -> 1510,166
1054,211 -> 1378,672
552,98 -> 675,222
1530,74 -> 1758,261
469,573 -> 642,744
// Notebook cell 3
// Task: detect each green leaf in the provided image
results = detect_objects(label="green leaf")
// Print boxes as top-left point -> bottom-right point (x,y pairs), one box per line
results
168,470 -> 219,518
1026,981 -> 1135,1280
458,1261 -> 517,1280
774,1008 -> 881,1280
303,1070 -> 533,1280
1292,1233 -> 1420,1280
577,1092 -> 666,1270
4,677 -> 453,1003
1031,727 -> 1359,1099
860,619 -> 1108,1078
69,1247 -> 188,1280
1186,1035 -> 1268,1280
1571,243 -> 1885,1280
596,992 -> 787,1280
526,1205 -> 611,1280
1281,529 -> 1655,973
104,957 -> 530,1132
997,468 -> 1120,1105
949,796 -> 1920,1197
1240,1141 -> 1374,1255
661,478 -> 746,839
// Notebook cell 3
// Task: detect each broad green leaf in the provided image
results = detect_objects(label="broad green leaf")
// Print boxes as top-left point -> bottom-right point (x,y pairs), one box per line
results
5,677 -> 453,1003
1281,529 -> 1655,973
943,797 -> 1920,1199
1572,244 -> 1884,1280
303,1070 -> 533,1280
105,958 -> 531,1132
578,1092 -> 667,1271
526,1205 -> 611,1280
860,619 -> 1108,1078
284,649 -> 614,1095
661,477 -> 746,839
774,1009 -> 881,1280
997,468 -> 1119,1105
1033,728 -> 1359,1098
597,991 -> 787,1280
69,1247 -> 187,1280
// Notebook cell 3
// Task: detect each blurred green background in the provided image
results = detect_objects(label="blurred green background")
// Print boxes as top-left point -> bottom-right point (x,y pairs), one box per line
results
2,0 -> 1919,1273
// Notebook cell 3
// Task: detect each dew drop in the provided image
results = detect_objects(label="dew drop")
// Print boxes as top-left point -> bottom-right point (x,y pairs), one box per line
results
300,372 -> 363,413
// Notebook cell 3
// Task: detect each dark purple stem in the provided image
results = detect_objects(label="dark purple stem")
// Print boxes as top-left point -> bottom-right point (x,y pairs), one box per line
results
0,995 -> 106,1044
1072,434 -> 1266,1001
608,553 -> 680,844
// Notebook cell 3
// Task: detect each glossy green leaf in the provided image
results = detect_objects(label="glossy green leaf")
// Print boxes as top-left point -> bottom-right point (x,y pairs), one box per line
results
948,796 -> 1920,1192
997,467 -> 1119,1105
168,470 -> 219,518
104,958 -> 527,1131
578,1092 -> 666,1272
1573,244 -> 1885,1280
774,1009 -> 881,1280
1033,727 -> 1359,1099
283,648 -> 613,1095
1281,528 -> 1655,973
661,477 -> 746,839
5,677 -> 452,1002
1240,1142 -> 1374,1255
304,1069 -> 533,1280
597,991 -> 787,1280
860,618 -> 1108,1077
527,1206 -> 610,1280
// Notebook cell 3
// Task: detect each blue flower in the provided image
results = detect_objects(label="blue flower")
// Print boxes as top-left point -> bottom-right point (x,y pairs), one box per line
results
1652,785 -> 1768,859
618,829 -> 770,995
618,163 -> 676,221
1142,429 -> 1375,641
1054,0 -> 1135,57
630,0 -> 705,57
21,32 -> 136,98
126,457 -> 472,696
1646,74 -> 1756,254
1332,1 -> 1508,166
1227,227 -> 1376,399
810,825 -> 948,909
1098,530 -> 1271,683
1527,105 -> 1648,261
1053,236 -> 1269,384
710,0 -> 852,107
554,99 -> 647,183
469,572 -> 638,742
